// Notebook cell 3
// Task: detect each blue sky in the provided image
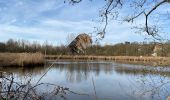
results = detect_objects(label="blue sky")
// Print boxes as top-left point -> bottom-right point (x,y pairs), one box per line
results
0,0 -> 169,45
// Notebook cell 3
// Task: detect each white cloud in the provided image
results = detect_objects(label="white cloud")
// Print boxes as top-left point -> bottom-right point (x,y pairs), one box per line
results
0,17 -> 148,45
0,19 -> 96,45
98,20 -> 145,45
1,0 -> 167,45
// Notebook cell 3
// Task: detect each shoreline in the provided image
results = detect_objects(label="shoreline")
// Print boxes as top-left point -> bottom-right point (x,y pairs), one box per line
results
45,55 -> 170,66
0,53 -> 170,67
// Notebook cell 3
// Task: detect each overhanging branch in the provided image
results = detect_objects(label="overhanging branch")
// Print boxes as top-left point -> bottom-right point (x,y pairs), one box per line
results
144,0 -> 167,37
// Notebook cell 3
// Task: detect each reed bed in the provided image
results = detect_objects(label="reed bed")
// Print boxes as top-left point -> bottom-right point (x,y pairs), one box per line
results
45,55 -> 170,66
0,53 -> 44,67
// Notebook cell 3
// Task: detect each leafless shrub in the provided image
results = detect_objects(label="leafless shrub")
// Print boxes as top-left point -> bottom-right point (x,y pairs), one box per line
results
0,71 -> 89,100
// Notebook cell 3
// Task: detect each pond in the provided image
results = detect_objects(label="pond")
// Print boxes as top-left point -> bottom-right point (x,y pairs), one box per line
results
1,60 -> 170,100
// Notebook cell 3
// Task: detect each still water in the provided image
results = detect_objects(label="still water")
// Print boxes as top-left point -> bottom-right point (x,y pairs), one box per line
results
1,60 -> 170,100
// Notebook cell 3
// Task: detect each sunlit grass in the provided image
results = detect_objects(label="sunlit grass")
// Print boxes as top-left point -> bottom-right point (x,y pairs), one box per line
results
0,52 -> 44,67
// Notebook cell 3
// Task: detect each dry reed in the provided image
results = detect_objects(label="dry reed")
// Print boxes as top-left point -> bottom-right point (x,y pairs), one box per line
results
45,55 -> 170,66
0,53 -> 44,67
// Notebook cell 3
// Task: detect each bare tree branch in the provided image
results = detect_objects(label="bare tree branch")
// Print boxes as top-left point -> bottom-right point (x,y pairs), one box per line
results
143,0 -> 167,39
124,11 -> 144,23
99,0 -> 123,39
66,0 -> 170,40
66,0 -> 82,4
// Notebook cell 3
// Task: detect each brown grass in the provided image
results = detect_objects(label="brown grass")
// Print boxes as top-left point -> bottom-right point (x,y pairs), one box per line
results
45,55 -> 170,66
0,53 -> 44,67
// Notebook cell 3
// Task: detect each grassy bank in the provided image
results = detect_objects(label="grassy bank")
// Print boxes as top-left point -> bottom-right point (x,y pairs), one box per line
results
1,53 -> 170,67
45,55 -> 170,66
0,53 -> 44,67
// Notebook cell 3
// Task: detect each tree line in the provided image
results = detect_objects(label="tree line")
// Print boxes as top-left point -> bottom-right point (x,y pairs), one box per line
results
0,39 -> 170,56
0,39 -> 68,55
86,42 -> 170,57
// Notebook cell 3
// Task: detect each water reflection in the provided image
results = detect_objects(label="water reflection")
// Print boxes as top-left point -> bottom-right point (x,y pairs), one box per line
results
114,63 -> 170,77
0,60 -> 170,100
0,66 -> 46,78
51,60 -> 114,83
1,60 -> 170,82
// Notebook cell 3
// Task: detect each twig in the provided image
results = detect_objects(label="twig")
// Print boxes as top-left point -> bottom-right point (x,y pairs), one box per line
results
68,89 -> 89,96
92,77 -> 97,100
7,74 -> 14,99
23,63 -> 54,100
23,83 -> 44,100
144,0 -> 167,37
36,63 -> 54,85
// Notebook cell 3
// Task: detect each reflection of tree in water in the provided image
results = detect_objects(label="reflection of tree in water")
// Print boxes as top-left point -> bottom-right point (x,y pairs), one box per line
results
0,66 -> 46,79
114,63 -> 170,100
114,64 -> 170,77
137,74 -> 170,100
52,61 -> 113,83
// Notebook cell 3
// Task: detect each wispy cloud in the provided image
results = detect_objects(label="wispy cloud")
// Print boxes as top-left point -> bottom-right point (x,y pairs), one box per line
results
0,19 -> 96,45
1,0 -> 167,45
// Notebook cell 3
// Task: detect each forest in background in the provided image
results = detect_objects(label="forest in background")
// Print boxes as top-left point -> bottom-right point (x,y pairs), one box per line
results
0,39 -> 170,57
